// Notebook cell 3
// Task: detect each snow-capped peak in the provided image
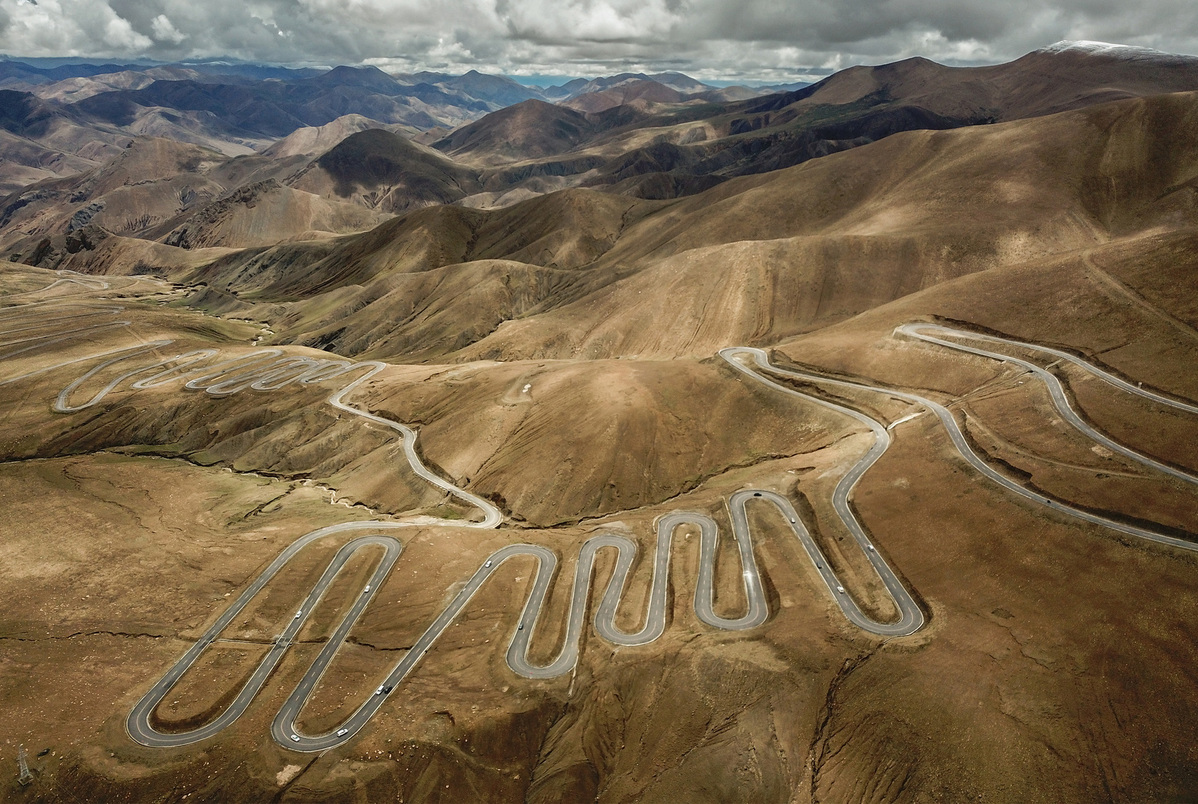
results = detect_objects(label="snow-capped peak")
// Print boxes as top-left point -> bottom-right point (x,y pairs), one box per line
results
1039,40 -> 1196,63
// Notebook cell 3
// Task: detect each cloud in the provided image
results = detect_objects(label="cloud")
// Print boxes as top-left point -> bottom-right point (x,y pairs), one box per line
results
0,0 -> 1193,80
104,14 -> 151,49
150,13 -> 185,44
495,0 -> 682,44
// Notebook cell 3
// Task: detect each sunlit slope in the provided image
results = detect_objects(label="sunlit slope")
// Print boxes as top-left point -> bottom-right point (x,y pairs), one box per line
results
185,188 -> 648,306
362,356 -> 848,526
0,136 -> 391,257
451,91 -> 1198,361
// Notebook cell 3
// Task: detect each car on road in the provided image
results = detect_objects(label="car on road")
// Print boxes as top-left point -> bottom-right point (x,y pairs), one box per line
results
294,610 -> 302,619
337,728 -> 348,737
866,545 -> 875,552
837,586 -> 846,594
485,560 -> 492,568
363,585 -> 370,592
290,734 -> 300,742
518,623 -> 524,630
375,685 -> 384,695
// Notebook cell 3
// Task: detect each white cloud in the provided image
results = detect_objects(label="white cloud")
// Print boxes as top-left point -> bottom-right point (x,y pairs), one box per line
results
496,0 -> 682,44
0,0 -> 1193,79
150,13 -> 185,44
104,14 -> 151,49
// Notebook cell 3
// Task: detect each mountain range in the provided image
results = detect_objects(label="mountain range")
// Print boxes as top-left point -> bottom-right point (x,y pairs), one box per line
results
2,40 -> 1196,266
1,39 -> 1197,804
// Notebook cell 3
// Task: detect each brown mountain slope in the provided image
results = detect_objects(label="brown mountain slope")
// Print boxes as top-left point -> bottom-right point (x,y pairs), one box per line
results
772,228 -> 1198,407
181,190 -> 651,357
261,114 -> 415,159
448,90 -> 1198,362
166,90 -> 1198,364
159,179 -> 391,249
0,88 -> 129,172
422,42 -> 1198,206
789,41 -> 1198,124
0,131 -> 404,259
289,128 -> 482,213
0,128 -> 100,194
0,137 -> 228,253
186,187 -> 652,304
279,258 -> 593,361
432,100 -> 596,165
362,355 -> 849,526
560,79 -> 688,114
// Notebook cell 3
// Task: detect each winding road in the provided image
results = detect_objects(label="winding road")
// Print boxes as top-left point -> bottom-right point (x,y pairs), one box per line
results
4,274 -> 1195,753
722,332 -> 1198,556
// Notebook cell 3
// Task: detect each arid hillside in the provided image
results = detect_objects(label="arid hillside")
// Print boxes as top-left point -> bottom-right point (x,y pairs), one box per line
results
1,43 -> 1196,804
94,89 -> 1193,367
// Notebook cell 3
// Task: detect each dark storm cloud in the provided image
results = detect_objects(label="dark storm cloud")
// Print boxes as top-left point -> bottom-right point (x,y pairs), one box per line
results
0,0 -> 1194,82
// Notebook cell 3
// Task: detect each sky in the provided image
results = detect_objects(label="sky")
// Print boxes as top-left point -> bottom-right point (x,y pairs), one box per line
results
0,0 -> 1195,83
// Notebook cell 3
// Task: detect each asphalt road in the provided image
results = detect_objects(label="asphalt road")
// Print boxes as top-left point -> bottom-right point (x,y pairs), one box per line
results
899,323 -> 1198,484
131,504 -> 782,752
7,286 -> 932,755
725,335 -> 1198,557
13,285 -> 1194,756
133,499 -> 782,751
721,348 -> 927,636
128,529 -> 403,749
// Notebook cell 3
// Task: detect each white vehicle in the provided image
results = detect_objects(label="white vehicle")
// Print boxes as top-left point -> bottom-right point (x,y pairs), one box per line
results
837,586 -> 845,594
294,610 -> 302,619
866,545 -> 875,552
518,623 -> 524,631
789,518 -> 796,524
336,728 -> 349,737
363,585 -> 370,593
290,734 -> 300,742
484,560 -> 492,568
375,685 -> 384,695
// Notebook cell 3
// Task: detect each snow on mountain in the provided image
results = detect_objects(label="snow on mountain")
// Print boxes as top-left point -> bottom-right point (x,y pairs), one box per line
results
1039,40 -> 1198,64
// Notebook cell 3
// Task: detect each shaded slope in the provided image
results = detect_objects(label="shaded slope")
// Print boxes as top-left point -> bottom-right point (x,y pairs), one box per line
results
0,137 -> 228,253
0,133 -> 394,259
289,128 -> 481,213
561,80 -> 688,114
280,258 -> 581,360
261,114 -> 415,158
174,90 -> 1198,364
67,67 -> 495,141
268,191 -> 648,357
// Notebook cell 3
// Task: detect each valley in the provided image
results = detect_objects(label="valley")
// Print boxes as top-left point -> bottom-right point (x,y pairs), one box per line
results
1,40 -> 1197,803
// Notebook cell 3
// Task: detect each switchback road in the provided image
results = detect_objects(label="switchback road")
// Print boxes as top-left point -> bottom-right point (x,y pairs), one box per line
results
11,281 -> 1192,755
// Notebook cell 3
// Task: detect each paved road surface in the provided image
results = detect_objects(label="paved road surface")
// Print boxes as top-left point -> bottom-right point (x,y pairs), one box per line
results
724,336 -> 1198,556
721,348 -> 926,636
128,529 -> 403,748
23,286 -> 1189,753
899,323 -> 1198,484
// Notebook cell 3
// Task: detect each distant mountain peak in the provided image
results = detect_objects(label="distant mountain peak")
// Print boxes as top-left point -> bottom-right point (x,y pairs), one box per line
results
1038,40 -> 1195,62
